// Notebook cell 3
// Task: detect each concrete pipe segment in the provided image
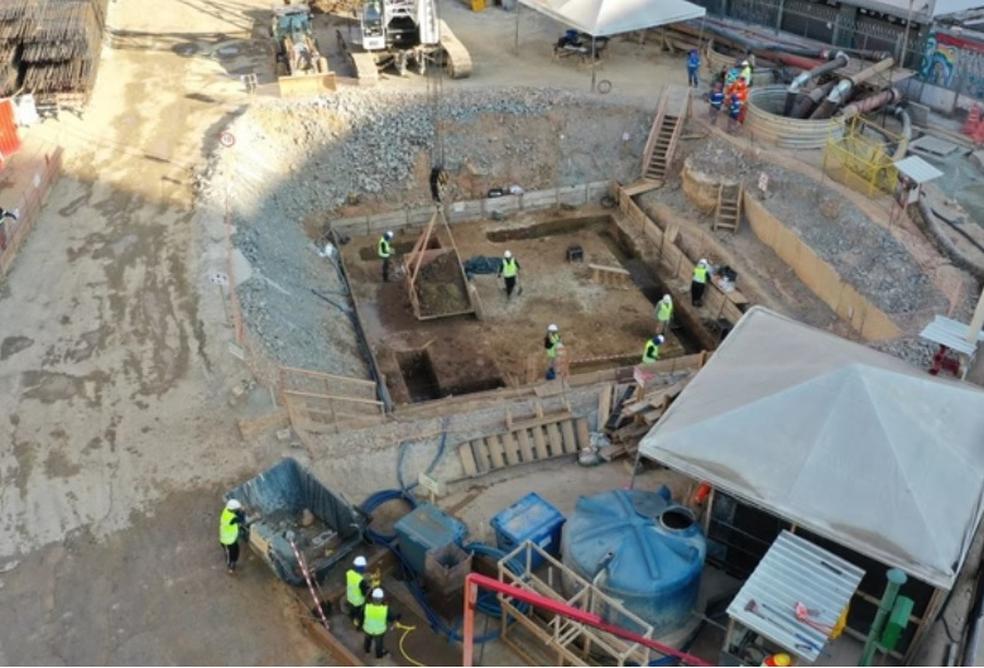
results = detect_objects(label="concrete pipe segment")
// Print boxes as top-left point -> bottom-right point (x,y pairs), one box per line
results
746,85 -> 844,150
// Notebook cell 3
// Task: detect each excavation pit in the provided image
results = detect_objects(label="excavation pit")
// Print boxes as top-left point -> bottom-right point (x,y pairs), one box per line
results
340,209 -> 703,406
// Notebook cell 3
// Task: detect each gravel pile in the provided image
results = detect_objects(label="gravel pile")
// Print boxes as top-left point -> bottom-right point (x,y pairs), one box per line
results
684,141 -> 943,315
198,87 -> 651,373
869,336 -> 937,368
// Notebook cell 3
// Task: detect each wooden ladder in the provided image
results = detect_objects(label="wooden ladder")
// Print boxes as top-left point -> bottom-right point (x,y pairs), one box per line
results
713,182 -> 743,232
640,86 -> 689,185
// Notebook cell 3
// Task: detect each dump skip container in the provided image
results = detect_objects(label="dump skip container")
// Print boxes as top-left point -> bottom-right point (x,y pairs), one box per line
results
491,492 -> 566,567
394,503 -> 468,575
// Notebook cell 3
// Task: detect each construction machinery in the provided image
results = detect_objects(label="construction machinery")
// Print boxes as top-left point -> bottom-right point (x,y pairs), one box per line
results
337,0 -> 472,83
271,1 -> 336,96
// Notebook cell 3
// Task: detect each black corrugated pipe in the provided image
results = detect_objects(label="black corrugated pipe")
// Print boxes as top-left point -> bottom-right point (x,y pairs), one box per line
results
693,18 -> 892,61
784,51 -> 848,115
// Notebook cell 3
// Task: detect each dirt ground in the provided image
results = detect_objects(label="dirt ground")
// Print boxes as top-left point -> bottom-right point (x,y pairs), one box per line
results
342,211 -> 688,403
0,0 -> 701,662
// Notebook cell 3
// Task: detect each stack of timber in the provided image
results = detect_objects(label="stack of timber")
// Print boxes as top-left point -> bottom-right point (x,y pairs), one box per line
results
0,0 -> 108,104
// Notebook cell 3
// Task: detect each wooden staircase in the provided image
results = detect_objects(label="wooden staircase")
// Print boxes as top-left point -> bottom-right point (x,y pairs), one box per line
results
713,182 -> 743,232
640,86 -> 689,185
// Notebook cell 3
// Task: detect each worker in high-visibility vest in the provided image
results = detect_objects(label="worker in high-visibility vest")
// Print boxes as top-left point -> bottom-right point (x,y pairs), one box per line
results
642,335 -> 665,364
544,324 -> 561,380
346,555 -> 370,627
362,588 -> 399,659
378,230 -> 394,282
691,258 -> 710,307
219,498 -> 246,573
656,294 -> 674,334
497,250 -> 521,299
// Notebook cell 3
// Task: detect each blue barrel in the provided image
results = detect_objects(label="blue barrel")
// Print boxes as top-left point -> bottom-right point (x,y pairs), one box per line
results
490,492 -> 566,567
562,489 -> 705,635
395,503 -> 468,575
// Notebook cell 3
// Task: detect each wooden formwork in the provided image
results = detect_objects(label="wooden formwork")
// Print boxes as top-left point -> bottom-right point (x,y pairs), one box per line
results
279,366 -> 385,434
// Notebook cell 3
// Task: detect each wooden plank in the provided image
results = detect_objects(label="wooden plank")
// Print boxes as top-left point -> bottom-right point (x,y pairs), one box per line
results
531,427 -> 549,460
486,435 -> 506,469
597,383 -> 613,426
282,389 -> 384,407
500,432 -> 521,466
575,418 -> 591,450
515,428 -> 534,462
507,411 -> 574,433
560,420 -> 577,454
472,438 -> 492,472
545,422 -> 564,457
279,366 -> 378,386
459,443 -> 479,477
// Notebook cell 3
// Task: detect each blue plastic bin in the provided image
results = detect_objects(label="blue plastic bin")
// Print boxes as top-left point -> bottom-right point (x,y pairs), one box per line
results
394,503 -> 469,576
490,492 -> 566,568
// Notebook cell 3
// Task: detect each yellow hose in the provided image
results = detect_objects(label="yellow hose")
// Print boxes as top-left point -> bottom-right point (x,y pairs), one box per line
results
394,622 -> 427,667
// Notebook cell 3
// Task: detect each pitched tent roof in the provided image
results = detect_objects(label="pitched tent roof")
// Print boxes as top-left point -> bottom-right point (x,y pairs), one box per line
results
638,307 -> 984,590
517,0 -> 706,37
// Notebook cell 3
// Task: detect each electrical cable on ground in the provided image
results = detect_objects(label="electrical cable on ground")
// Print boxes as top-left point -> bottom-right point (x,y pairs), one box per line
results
395,622 -> 427,667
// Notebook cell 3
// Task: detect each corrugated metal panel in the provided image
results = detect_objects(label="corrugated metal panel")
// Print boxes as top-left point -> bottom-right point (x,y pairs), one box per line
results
920,314 -> 984,356
727,531 -> 865,662
894,156 -> 944,184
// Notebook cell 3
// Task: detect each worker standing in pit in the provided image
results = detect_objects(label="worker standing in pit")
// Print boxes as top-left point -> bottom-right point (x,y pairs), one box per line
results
686,49 -> 701,88
707,81 -> 725,125
691,259 -> 709,307
219,498 -> 246,574
378,230 -> 394,282
642,335 -> 665,364
347,555 -> 371,628
545,324 -> 561,380
363,588 -> 400,659
497,250 -> 520,299
656,294 -> 674,334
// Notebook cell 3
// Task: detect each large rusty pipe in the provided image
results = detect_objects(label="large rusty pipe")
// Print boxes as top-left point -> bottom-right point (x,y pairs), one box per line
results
811,57 -> 895,119
789,80 -> 836,118
839,87 -> 901,118
786,51 -> 848,107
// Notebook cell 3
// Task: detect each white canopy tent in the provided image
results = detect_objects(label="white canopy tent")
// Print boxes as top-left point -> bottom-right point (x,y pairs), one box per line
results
638,307 -> 984,591
516,0 -> 706,37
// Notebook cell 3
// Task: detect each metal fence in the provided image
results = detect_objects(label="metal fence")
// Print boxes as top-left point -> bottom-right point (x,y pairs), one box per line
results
822,117 -> 900,198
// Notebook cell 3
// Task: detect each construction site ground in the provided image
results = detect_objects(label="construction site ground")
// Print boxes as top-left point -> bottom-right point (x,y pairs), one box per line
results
0,0 -> 981,664
342,209 -> 690,401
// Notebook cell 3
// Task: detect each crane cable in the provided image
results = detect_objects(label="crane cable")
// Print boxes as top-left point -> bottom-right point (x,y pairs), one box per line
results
429,0 -> 446,170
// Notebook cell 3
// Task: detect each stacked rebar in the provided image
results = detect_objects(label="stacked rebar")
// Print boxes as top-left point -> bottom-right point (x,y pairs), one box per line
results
0,0 -> 108,102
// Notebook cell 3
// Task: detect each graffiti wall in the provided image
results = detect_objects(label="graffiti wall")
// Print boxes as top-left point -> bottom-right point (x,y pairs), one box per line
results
920,31 -> 984,101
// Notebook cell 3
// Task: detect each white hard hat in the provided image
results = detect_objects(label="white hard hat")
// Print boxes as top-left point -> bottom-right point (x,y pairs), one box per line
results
372,588 -> 384,600
225,498 -> 242,511
656,335 -> 665,345
385,230 -> 394,239
698,258 -> 708,266
741,59 -> 749,66
661,294 -> 672,303
354,555 -> 367,568
504,250 -> 512,259
547,324 -> 559,332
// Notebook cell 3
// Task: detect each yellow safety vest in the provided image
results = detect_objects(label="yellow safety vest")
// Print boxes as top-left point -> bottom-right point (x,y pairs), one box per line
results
642,340 -> 660,363
378,237 -> 391,259
501,257 -> 518,278
363,602 -> 388,636
692,265 -> 708,284
346,569 -> 366,606
741,65 -> 752,85
219,508 -> 239,545
546,333 -> 560,359
657,301 -> 673,322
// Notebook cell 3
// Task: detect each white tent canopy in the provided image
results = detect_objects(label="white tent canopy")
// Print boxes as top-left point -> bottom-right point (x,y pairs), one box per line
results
638,307 -> 984,590
517,0 -> 705,37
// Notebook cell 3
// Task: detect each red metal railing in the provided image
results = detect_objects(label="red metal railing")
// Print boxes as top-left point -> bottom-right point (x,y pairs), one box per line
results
461,572 -> 712,667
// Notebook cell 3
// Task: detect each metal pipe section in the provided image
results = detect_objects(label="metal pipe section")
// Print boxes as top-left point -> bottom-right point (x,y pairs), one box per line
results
786,50 -> 848,102
790,80 -> 836,118
840,87 -> 901,118
811,57 -> 895,119
891,106 -> 911,161
747,85 -> 845,148
860,568 -> 907,666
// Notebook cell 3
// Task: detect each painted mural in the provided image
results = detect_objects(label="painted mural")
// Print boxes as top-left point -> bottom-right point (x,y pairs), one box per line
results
920,32 -> 984,100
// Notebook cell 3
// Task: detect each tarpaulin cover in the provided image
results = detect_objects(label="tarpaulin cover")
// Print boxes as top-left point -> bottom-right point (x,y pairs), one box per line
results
639,307 -> 984,590
518,0 -> 705,37
226,457 -> 365,586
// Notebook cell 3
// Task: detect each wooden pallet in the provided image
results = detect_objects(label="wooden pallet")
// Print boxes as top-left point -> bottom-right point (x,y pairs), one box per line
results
458,415 -> 590,477
588,263 -> 633,289
713,182 -> 743,232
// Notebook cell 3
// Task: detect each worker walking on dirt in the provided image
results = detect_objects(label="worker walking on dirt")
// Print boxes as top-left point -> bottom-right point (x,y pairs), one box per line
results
347,555 -> 371,628
686,49 -> 701,88
642,335 -> 665,364
497,250 -> 520,299
545,324 -> 562,380
363,588 -> 400,659
691,259 -> 710,307
378,230 -> 394,282
656,294 -> 674,334
707,82 -> 725,125
219,498 -> 246,574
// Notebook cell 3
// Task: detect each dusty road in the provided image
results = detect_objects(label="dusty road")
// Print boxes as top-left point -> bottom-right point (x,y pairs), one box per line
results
0,0 -> 687,662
